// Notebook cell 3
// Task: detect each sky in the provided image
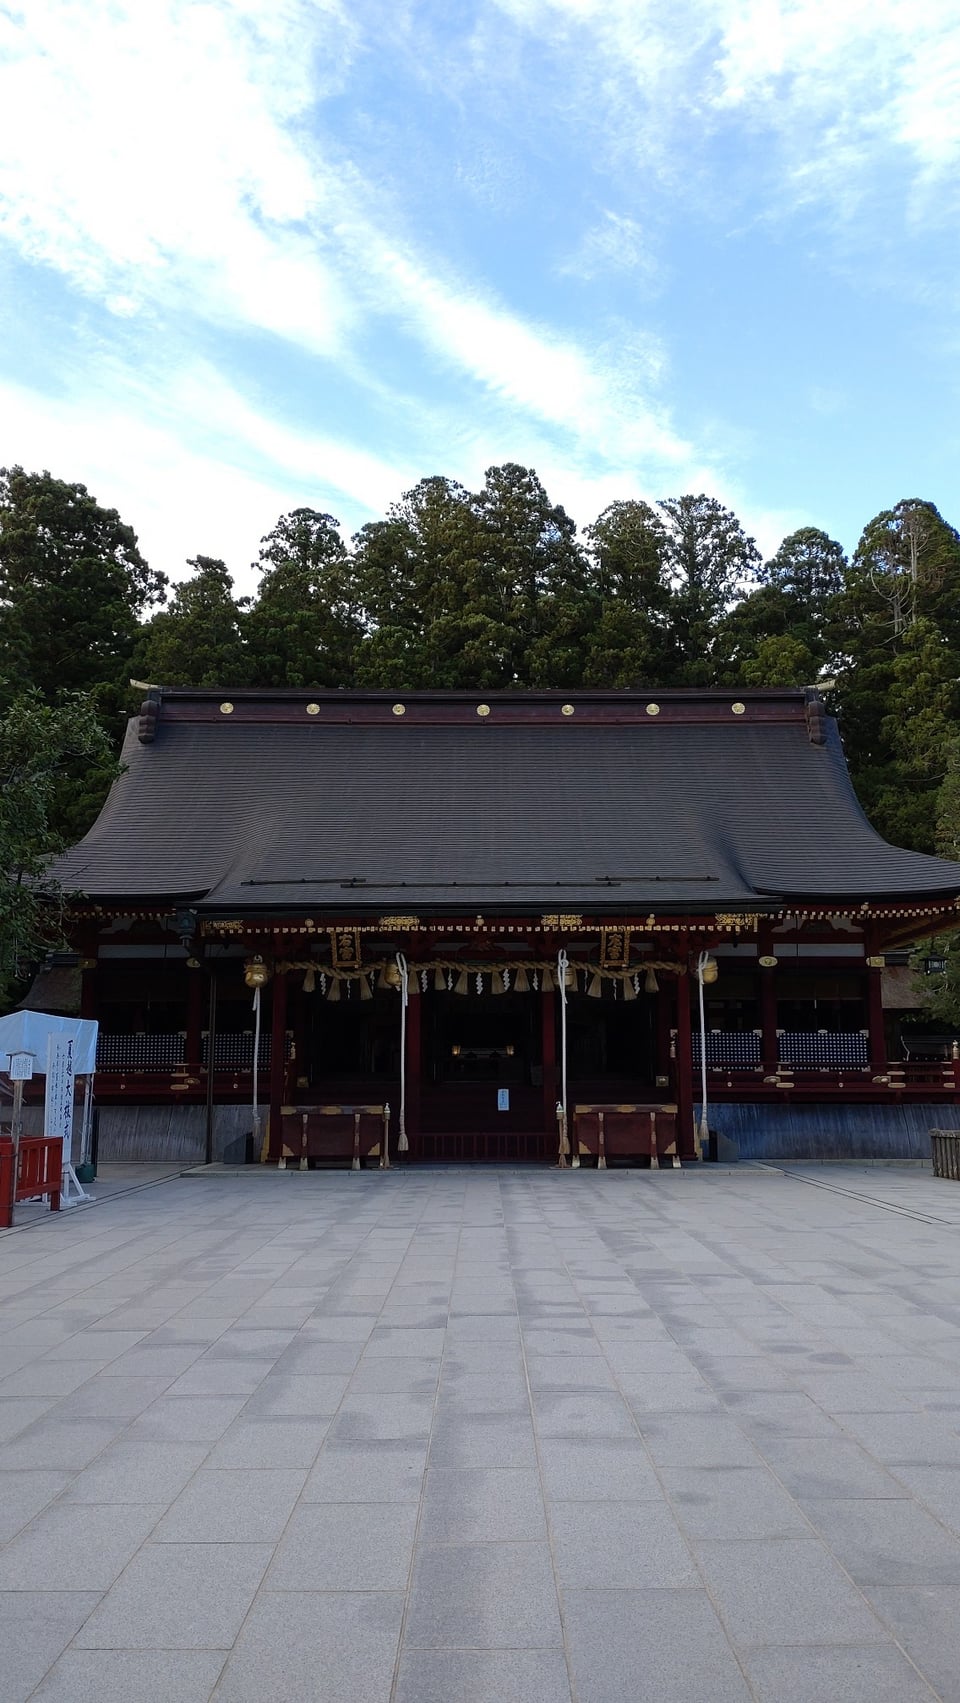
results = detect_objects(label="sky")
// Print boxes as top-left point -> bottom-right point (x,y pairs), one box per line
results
0,0 -> 958,593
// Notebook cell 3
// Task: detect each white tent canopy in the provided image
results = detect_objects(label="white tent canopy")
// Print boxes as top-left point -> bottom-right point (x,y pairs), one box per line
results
0,1011 -> 98,1077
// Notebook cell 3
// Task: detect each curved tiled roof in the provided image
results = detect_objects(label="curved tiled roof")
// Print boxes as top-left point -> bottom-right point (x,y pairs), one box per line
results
53,688 -> 960,914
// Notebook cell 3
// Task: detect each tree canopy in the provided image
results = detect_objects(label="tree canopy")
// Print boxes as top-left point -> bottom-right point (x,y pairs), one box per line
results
0,692 -> 116,1005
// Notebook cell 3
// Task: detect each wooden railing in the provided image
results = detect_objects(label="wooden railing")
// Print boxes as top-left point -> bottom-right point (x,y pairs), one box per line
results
0,1136 -> 63,1225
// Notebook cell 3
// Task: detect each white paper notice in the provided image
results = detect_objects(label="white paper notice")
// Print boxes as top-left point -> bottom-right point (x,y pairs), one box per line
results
45,1034 -> 76,1165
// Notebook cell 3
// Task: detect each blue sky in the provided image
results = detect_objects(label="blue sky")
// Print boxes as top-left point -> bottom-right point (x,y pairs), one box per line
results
1,0 -> 957,592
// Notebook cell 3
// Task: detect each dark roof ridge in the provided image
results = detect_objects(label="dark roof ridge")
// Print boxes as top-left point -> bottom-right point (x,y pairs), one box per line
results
137,684 -> 813,704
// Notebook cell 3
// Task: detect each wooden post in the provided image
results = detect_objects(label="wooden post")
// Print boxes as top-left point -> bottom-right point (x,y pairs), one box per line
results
758,924 -> 779,1078
79,955 -> 97,1021
865,927 -> 887,1077
267,967 -> 287,1161
186,963 -> 204,1076
656,983 -> 672,1086
405,979 -> 422,1145
674,954 -> 696,1159
541,984 -> 557,1135
204,970 -> 217,1166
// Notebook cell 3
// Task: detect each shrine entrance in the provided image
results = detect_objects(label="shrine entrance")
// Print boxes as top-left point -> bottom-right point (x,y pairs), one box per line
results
419,988 -> 546,1157
276,954 -> 683,1163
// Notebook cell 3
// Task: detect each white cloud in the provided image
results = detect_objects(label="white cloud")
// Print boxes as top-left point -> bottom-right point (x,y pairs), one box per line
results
0,365 -> 415,591
0,0 -> 695,488
487,0 -> 960,217
558,212 -> 657,283
0,0 -> 354,352
0,0 -> 868,582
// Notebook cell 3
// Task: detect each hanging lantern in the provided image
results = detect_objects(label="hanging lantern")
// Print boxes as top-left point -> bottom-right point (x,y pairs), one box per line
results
644,967 -> 659,995
244,956 -> 269,989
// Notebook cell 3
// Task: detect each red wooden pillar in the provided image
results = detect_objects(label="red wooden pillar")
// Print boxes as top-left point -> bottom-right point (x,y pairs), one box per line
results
758,924 -> 779,1077
541,985 -> 557,1136
865,927 -> 887,1075
675,953 -> 697,1159
79,955 -> 98,1022
267,968 -> 288,1160
656,983 -> 672,1086
185,964 -> 204,1074
405,980 -> 422,1143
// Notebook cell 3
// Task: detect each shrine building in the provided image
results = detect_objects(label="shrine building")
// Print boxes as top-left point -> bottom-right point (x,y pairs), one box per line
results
52,685 -> 960,1167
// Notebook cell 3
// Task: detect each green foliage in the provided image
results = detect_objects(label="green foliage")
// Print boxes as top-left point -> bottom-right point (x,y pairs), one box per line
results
658,495 -> 761,684
852,499 -> 960,643
902,752 -> 960,1026
135,557 -> 250,688
352,466 -> 592,687
581,501 -> 673,685
0,692 -> 116,1005
246,510 -> 360,687
0,466 -> 166,705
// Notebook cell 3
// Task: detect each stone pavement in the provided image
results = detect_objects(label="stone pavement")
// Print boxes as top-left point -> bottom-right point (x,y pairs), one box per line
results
2,1164 -> 960,1701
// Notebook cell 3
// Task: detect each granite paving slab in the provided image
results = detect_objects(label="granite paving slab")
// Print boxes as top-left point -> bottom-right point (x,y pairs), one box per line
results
3,1163 -> 960,1700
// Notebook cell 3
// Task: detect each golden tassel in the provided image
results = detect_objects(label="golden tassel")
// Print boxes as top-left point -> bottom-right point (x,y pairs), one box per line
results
434,967 -> 447,991
454,969 -> 469,995
622,973 -> 636,1001
327,977 -> 341,1001
302,967 -> 316,993
377,966 -> 391,990
644,967 -> 659,994
587,971 -> 603,999
492,970 -> 505,995
359,974 -> 373,1000
513,966 -> 529,993
541,966 -> 555,992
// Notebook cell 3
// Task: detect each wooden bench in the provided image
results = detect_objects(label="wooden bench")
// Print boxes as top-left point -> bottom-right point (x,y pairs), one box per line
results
276,1105 -> 391,1170
571,1104 -> 680,1168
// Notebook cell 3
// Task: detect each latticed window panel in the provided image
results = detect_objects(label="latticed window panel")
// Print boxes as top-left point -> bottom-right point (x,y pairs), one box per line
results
203,1033 -> 273,1069
692,1031 -> 762,1067
777,1031 -> 868,1068
97,1033 -> 186,1070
